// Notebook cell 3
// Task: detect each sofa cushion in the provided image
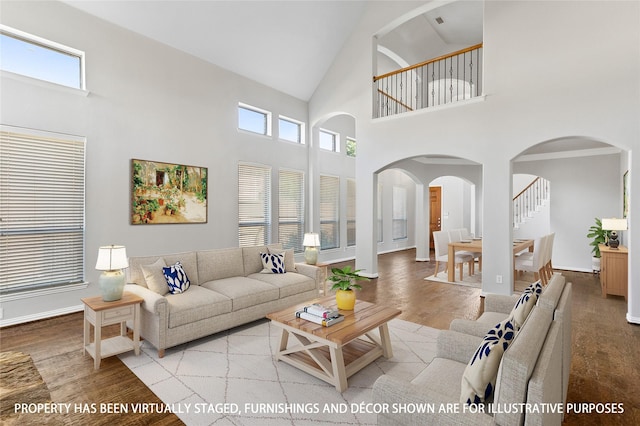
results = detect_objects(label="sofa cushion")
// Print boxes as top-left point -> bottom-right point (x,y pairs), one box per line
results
268,247 -> 296,272
412,357 -> 467,401
248,272 -> 316,298
201,277 -> 279,311
260,252 -> 286,274
163,262 -> 191,294
140,258 -> 168,295
511,280 -> 542,329
461,316 -> 517,405
166,286 -> 232,329
128,251 -> 199,287
197,248 -> 245,282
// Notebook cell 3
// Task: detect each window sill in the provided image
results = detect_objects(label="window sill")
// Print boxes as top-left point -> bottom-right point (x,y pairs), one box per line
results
0,281 -> 89,302
1,70 -> 89,97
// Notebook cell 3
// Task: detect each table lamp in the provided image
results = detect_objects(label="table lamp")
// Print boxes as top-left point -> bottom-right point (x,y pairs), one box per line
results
302,233 -> 320,265
95,245 -> 129,301
601,218 -> 627,249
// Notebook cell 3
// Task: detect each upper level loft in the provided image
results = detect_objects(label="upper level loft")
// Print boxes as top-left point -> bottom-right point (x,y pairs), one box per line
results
373,1 -> 483,119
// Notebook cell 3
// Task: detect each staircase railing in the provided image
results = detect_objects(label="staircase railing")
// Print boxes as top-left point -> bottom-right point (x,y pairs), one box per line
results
513,177 -> 550,229
373,43 -> 483,118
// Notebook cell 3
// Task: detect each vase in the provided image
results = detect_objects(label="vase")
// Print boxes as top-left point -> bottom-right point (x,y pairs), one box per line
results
335,289 -> 356,310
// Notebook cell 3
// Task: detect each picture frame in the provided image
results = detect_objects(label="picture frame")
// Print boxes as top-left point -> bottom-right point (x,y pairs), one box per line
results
131,159 -> 207,225
623,170 -> 629,218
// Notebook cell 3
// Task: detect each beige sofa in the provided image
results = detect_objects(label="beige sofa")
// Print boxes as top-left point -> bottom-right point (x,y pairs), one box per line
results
124,244 -> 321,357
373,274 -> 572,425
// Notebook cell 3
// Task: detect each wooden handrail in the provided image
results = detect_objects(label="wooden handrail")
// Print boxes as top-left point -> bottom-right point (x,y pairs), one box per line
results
377,89 -> 414,112
373,43 -> 483,82
513,177 -> 540,201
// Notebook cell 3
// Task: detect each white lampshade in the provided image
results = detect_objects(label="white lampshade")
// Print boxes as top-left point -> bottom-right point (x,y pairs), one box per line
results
601,218 -> 628,231
303,233 -> 320,247
95,245 -> 129,271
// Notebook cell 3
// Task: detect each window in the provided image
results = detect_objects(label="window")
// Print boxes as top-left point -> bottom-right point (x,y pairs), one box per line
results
279,116 -> 304,144
392,186 -> 407,240
278,169 -> 304,252
377,183 -> 383,243
319,175 -> 339,250
319,129 -> 339,152
0,126 -> 86,296
238,163 -> 271,246
346,137 -> 357,157
347,179 -> 356,247
238,103 -> 271,136
0,25 -> 85,89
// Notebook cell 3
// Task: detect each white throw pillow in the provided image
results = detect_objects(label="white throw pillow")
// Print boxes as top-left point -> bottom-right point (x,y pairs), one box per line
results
268,247 -> 296,272
511,280 -> 542,329
140,258 -> 168,295
461,316 -> 517,405
260,253 -> 286,274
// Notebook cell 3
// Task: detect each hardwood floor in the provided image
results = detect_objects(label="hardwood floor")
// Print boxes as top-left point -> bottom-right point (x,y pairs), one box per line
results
1,249 -> 638,425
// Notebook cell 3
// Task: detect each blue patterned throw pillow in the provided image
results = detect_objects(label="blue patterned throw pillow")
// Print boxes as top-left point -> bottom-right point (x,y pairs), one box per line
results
511,280 -> 543,329
461,316 -> 517,405
260,253 -> 286,274
163,261 -> 191,294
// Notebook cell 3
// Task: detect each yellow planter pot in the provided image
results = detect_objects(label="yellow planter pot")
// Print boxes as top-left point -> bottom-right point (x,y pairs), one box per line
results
335,289 -> 356,310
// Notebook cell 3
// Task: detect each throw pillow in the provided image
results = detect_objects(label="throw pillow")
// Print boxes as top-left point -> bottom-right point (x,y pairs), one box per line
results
163,261 -> 191,294
461,316 -> 517,406
268,247 -> 296,272
141,258 -> 168,295
511,280 -> 543,329
260,252 -> 286,274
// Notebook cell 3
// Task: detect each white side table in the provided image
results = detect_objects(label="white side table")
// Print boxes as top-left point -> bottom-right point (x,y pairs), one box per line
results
82,292 -> 143,369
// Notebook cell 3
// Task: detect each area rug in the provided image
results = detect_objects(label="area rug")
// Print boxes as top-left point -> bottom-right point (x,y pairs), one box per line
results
0,351 -> 60,425
424,269 -> 482,288
119,318 -> 438,425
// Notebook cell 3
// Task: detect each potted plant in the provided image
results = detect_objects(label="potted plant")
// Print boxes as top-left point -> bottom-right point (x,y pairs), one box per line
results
328,265 -> 370,310
587,217 -> 610,272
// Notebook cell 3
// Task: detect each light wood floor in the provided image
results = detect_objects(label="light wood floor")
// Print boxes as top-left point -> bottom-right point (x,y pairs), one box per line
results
1,249 -> 638,425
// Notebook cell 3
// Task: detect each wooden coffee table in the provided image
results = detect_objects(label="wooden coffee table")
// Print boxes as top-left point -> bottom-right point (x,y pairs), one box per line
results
266,297 -> 401,392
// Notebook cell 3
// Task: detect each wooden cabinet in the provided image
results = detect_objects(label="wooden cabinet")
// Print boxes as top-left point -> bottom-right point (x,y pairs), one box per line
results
599,244 -> 628,300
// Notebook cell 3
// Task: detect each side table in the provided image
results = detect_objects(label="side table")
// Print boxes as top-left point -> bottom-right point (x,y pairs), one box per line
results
82,292 -> 143,369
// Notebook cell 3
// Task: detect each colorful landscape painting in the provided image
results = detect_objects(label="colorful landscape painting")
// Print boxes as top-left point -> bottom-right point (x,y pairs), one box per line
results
131,159 -> 207,224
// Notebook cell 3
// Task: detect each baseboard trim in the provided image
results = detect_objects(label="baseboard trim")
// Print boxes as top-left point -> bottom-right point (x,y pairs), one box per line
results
0,304 -> 83,328
626,313 -> 640,325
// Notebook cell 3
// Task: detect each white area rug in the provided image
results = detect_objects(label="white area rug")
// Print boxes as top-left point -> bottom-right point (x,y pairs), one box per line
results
120,318 -> 439,425
424,269 -> 482,288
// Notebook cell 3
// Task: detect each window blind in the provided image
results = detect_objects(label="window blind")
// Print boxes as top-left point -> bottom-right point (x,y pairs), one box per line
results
392,186 -> 407,240
278,169 -> 304,253
319,175 -> 339,250
347,179 -> 356,247
238,163 -> 271,247
0,127 -> 85,293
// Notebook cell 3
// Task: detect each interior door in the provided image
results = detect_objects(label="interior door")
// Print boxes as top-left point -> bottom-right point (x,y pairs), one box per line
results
429,187 -> 442,249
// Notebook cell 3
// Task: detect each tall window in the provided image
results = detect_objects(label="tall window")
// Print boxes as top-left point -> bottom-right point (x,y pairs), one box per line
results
320,175 -> 339,250
238,163 -> 271,246
347,179 -> 356,247
319,129 -> 339,152
0,25 -> 85,89
392,186 -> 407,240
278,116 -> 304,144
279,169 -> 304,252
346,137 -> 357,157
0,126 -> 86,295
238,103 -> 271,136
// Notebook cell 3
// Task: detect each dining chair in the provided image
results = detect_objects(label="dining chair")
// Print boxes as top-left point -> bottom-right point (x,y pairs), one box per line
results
515,235 -> 549,284
456,228 -> 482,272
433,230 -> 474,280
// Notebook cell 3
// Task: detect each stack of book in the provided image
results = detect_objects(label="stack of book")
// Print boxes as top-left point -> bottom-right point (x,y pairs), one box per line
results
296,303 -> 344,327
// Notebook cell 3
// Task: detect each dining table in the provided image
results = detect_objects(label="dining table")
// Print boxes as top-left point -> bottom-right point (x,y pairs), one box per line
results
447,238 -> 534,282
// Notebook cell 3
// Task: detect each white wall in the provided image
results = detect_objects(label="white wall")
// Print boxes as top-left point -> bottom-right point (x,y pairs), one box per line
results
309,1 -> 640,321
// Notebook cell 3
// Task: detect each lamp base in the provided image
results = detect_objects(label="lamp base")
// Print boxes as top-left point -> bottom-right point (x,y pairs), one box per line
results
304,247 -> 318,265
99,270 -> 125,301
609,232 -> 620,249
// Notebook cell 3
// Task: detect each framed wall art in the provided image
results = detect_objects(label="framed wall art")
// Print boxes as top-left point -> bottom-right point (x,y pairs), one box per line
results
131,159 -> 207,225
